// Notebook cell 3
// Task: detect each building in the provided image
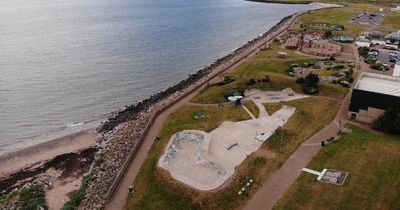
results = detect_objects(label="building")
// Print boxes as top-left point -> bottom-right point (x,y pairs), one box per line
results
394,62 -> 400,77
370,31 -> 386,45
349,72 -> 400,123
385,30 -> 400,49
355,38 -> 371,47
391,5 -> 400,13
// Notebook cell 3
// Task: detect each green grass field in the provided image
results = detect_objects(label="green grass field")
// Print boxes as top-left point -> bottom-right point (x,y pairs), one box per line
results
263,103 -> 283,115
292,3 -> 382,36
191,46 -> 348,104
244,100 -> 260,118
274,125 -> 400,209
124,97 -> 340,209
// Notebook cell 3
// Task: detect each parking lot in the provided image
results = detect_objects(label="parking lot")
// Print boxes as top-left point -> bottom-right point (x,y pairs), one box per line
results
365,47 -> 398,75
349,12 -> 385,27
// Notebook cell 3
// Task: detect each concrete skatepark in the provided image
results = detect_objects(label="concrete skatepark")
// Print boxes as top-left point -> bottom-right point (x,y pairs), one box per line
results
159,90 -> 306,191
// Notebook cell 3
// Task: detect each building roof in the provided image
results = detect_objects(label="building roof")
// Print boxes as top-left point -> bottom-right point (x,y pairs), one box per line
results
355,72 -> 400,97
385,31 -> 400,41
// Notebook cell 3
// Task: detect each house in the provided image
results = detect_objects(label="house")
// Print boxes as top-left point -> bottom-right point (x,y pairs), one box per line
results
349,72 -> 400,123
385,30 -> 400,49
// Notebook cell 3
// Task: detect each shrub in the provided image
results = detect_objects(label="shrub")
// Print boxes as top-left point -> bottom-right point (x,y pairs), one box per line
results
370,63 -> 384,71
223,88 -> 244,98
304,72 -> 320,87
358,46 -> 370,58
333,64 -> 344,70
19,184 -> 47,210
302,86 -> 319,95
62,172 -> 95,210
246,79 -> 256,86
296,77 -> 306,84
217,76 -> 235,86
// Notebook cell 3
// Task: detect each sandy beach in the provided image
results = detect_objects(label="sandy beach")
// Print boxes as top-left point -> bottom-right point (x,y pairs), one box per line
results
0,129 -> 98,177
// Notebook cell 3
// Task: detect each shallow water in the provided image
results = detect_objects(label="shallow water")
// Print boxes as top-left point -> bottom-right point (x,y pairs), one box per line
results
0,0 -> 316,154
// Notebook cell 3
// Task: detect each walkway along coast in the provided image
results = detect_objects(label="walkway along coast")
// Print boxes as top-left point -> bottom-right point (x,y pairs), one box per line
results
76,4 -> 340,210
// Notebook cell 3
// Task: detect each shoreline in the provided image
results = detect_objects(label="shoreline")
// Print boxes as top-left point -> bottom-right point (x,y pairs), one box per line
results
0,129 -> 98,177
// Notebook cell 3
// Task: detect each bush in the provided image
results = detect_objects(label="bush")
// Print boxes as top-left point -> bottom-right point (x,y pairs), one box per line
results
19,184 -> 47,210
370,63 -> 384,71
62,172 -> 95,210
304,72 -> 320,87
296,77 -> 306,84
223,88 -> 244,98
302,86 -> 319,95
246,79 -> 256,86
373,107 -> 400,135
364,57 -> 377,64
217,76 -> 235,86
285,66 -> 294,73
358,46 -> 370,58
333,64 -> 344,70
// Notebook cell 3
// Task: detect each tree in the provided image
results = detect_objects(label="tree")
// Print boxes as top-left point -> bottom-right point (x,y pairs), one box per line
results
373,107 -> 400,135
304,72 -> 320,87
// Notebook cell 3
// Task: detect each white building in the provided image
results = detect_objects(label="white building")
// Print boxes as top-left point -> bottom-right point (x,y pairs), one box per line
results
355,38 -> 371,47
391,5 -> 400,13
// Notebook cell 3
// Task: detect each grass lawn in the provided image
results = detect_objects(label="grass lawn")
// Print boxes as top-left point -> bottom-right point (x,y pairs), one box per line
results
315,69 -> 334,76
274,125 -> 400,210
377,12 -> 400,34
124,97 -> 340,209
244,100 -> 260,118
190,48 -> 348,104
292,4 -> 382,37
263,103 -> 283,115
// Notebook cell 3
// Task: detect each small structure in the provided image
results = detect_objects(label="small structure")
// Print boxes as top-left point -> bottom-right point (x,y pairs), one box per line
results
194,112 -> 205,120
228,95 -> 243,106
277,52 -> 288,59
355,38 -> 371,47
302,168 -> 349,185
334,35 -> 354,43
391,5 -> 400,13
385,30 -> 400,49
393,61 -> 400,77
349,72 -> 400,123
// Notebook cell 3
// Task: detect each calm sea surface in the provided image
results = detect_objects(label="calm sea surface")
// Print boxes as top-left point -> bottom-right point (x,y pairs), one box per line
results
0,0 -> 317,154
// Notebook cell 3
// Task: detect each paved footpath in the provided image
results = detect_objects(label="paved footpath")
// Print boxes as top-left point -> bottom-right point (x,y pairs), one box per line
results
243,93 -> 351,210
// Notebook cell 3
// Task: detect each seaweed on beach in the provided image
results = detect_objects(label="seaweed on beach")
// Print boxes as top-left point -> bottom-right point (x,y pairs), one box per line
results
0,147 -> 98,196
